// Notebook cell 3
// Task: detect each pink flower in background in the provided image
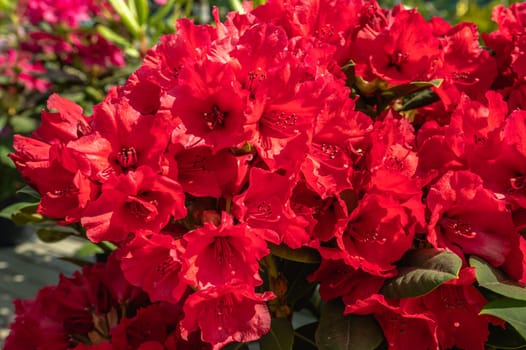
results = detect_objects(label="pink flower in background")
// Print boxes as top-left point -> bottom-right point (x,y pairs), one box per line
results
21,0 -> 95,28
0,49 -> 50,92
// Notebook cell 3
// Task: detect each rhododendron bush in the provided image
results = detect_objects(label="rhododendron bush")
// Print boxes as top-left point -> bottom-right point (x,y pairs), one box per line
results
3,0 -> 526,348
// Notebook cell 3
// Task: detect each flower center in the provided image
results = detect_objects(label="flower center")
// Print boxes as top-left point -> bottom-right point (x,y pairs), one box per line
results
260,110 -> 299,138
388,50 -> 409,71
125,195 -> 158,222
440,217 -> 476,238
117,146 -> 138,169
203,105 -> 227,130
156,256 -> 179,277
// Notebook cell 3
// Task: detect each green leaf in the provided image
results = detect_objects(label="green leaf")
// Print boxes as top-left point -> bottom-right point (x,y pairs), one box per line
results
97,25 -> 133,48
149,0 -> 177,27
260,318 -> 295,350
36,226 -> 77,243
380,79 -> 443,102
0,0 -> 15,11
10,203 -> 45,225
10,115 -> 38,134
269,243 -> 321,264
76,242 -> 104,257
470,256 -> 526,301
381,248 -> 462,298
0,144 -> 15,168
294,322 -> 318,350
223,343 -> 250,350
316,300 -> 383,350
132,0 -> 149,25
107,0 -> 140,36
486,323 -> 526,349
16,186 -> 41,200
481,298 -> 526,341
0,202 -> 39,220
228,0 -> 244,12
397,89 -> 440,112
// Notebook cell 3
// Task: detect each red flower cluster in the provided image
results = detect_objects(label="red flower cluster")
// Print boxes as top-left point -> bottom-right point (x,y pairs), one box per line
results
7,0 -> 526,349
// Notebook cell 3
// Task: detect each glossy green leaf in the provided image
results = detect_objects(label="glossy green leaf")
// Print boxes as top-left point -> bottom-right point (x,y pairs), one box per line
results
397,89 -> 440,112
0,202 -> 38,219
269,243 -> 321,264
107,0 -> 140,36
380,79 -> 443,103
316,300 -> 383,350
381,248 -> 462,298
294,322 -> 318,350
481,298 -> 526,342
260,318 -> 294,350
16,186 -> 41,200
470,256 -> 526,301
486,323 -> 526,349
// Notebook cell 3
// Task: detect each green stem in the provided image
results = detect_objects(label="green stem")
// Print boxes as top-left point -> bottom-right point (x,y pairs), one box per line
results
263,254 -> 279,279
225,196 -> 232,214
98,241 -> 117,253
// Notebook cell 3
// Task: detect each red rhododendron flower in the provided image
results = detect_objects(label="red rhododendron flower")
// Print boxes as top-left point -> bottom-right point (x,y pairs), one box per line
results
354,9 -> 440,84
233,167 -> 310,248
33,93 -> 93,143
339,192 -> 424,276
414,284 -> 492,350
171,60 -> 254,150
165,144 -> 248,198
308,259 -> 385,304
81,166 -> 186,242
182,212 -> 268,288
427,170 -> 517,266
180,285 -> 274,349
11,140 -> 97,222
4,254 -> 147,350
347,294 -> 439,350
119,232 -> 188,302
433,22 -> 497,107
69,87 -> 172,181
